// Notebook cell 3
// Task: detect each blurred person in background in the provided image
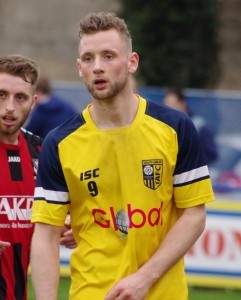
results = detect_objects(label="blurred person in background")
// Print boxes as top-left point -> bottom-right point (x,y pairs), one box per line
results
25,76 -> 77,138
164,88 -> 218,165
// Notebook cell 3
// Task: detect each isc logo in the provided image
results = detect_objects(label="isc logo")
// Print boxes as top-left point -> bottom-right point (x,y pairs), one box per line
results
80,168 -> 100,181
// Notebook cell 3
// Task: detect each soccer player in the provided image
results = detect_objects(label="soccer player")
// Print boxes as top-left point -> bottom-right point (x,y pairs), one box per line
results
0,54 -> 75,300
30,12 -> 215,300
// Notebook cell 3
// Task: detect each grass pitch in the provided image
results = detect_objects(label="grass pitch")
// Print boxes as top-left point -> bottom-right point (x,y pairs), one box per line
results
27,277 -> 241,299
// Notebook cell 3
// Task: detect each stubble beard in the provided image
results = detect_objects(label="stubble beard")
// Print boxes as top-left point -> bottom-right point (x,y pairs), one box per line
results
87,73 -> 128,101
0,108 -> 31,138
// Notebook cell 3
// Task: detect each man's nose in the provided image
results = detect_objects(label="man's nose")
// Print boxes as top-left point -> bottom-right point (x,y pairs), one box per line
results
5,97 -> 15,112
93,58 -> 104,73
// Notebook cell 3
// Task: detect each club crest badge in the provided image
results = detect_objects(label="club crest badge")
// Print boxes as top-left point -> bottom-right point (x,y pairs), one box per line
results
142,159 -> 163,190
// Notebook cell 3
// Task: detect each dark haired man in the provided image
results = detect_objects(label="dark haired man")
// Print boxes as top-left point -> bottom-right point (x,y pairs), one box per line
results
0,54 -> 75,300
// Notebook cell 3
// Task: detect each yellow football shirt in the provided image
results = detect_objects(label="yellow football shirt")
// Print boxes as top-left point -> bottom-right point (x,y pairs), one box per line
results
32,96 -> 214,299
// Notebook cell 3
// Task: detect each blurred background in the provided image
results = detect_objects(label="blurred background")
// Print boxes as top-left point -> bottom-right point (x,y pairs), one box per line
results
0,0 -> 240,89
1,0 -> 240,297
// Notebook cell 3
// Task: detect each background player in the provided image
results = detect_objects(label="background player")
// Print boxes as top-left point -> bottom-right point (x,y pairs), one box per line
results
25,76 -> 77,139
30,12 -> 214,300
0,54 -> 75,300
163,88 -> 218,165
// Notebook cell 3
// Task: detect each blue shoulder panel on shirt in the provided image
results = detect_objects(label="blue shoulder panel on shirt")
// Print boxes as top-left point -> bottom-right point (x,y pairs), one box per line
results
47,112 -> 86,145
145,100 -> 185,131
145,100 -> 207,175
36,113 -> 86,192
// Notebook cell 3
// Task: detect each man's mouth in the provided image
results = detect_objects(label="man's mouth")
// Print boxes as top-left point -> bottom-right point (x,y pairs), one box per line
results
2,115 -> 16,126
94,78 -> 107,89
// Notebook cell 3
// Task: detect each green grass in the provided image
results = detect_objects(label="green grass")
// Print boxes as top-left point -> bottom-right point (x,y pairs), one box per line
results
27,277 -> 241,299
189,287 -> 241,300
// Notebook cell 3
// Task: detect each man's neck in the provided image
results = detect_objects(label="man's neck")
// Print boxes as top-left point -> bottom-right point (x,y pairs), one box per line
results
0,131 -> 20,145
89,94 -> 139,130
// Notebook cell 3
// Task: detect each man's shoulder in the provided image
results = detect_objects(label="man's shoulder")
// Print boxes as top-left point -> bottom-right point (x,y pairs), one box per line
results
43,112 -> 84,145
21,128 -> 43,146
143,98 -> 191,132
20,128 -> 43,159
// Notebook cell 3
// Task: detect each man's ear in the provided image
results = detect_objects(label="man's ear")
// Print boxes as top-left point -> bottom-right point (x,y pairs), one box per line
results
31,94 -> 38,110
77,59 -> 83,78
128,52 -> 139,75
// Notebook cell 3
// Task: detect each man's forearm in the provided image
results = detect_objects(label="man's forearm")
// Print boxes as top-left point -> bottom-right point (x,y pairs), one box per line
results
31,223 -> 62,300
137,204 -> 206,287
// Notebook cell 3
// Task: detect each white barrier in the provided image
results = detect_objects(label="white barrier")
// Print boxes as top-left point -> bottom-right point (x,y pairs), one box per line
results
185,200 -> 241,289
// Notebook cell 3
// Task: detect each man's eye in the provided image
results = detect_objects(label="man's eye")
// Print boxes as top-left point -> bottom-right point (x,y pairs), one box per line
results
83,56 -> 92,62
105,54 -> 113,60
16,95 -> 26,102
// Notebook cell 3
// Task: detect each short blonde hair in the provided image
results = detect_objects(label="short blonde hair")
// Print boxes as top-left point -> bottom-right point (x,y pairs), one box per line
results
79,12 -> 132,51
